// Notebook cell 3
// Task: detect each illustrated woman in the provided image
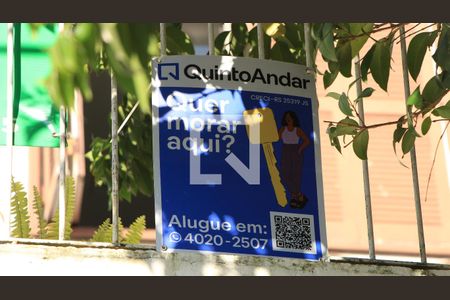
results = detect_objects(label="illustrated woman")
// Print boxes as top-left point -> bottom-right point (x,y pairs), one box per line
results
278,111 -> 311,209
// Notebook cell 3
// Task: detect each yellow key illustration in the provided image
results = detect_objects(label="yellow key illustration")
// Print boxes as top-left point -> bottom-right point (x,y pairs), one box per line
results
243,107 -> 288,207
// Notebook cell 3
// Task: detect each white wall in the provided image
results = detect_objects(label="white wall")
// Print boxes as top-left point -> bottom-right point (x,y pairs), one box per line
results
0,242 -> 449,276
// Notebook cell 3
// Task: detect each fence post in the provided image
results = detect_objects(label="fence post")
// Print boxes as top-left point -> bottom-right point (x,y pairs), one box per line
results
303,23 -> 329,260
353,54 -> 376,260
160,23 -> 167,55
111,69 -> 120,245
257,24 -> 265,59
1,23 -> 14,240
57,23 -> 67,241
58,105 -> 66,241
399,25 -> 427,263
304,23 -> 313,72
208,23 -> 215,55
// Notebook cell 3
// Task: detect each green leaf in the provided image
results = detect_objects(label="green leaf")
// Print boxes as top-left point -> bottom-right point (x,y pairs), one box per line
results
349,23 -> 374,57
406,87 -> 423,109
327,127 -> 342,154
270,40 -> 296,63
264,23 -> 285,38
353,129 -> 369,160
129,55 -> 150,114
323,70 -> 338,89
99,24 -> 139,102
332,137 -> 342,153
90,218 -> 125,243
51,35 -> 79,74
370,38 -> 392,91
407,31 -> 438,81
90,218 -> 112,242
338,93 -> 353,116
232,23 -> 248,42
421,116 -> 432,135
433,26 -> 450,72
336,23 -> 350,33
230,23 -> 249,56
441,71 -> 450,89
119,186 -> 132,203
393,126 -> 407,143
328,61 -> 339,73
361,44 -> 375,81
74,68 -> 93,102
422,75 -> 448,110
124,215 -> 146,244
75,23 -> 95,43
166,24 -> 195,55
32,186 -> 48,239
75,23 -> 101,67
326,92 -> 341,100
334,117 -> 359,136
328,126 -> 337,139
360,87 -> 375,98
214,30 -> 230,55
393,126 -> 407,154
131,162 -> 153,197
433,105 -> 450,118
47,176 -> 76,240
317,23 -> 337,62
56,72 -> 75,108
401,128 -> 416,155
311,23 -> 322,41
336,40 -> 352,77
284,23 -> 303,49
10,178 -> 31,239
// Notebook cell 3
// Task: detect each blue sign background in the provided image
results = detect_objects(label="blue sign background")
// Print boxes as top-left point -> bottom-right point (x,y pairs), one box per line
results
156,86 -> 324,260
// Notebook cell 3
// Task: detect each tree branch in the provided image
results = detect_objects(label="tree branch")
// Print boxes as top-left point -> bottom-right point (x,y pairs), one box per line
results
338,23 -> 408,42
323,118 -> 403,130
394,23 -> 438,44
425,121 -> 450,202
432,118 -> 450,123
348,99 -> 365,126
391,23 -> 421,43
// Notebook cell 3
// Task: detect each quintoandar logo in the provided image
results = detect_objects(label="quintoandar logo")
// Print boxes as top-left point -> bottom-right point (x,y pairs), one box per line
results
158,63 -> 180,80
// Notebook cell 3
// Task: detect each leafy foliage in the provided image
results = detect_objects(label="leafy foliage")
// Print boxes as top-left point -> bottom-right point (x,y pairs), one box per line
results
353,129 -> 370,160
370,36 -> 392,91
32,186 -> 48,239
8,177 -> 145,244
89,215 -> 146,244
90,218 -> 113,242
46,23 -> 193,114
90,217 -> 125,243
85,95 -> 153,203
64,23 -> 194,203
407,31 -> 438,81
315,23 -> 449,161
124,215 -> 146,244
10,178 -> 31,239
47,176 -> 76,240
41,23 -> 450,203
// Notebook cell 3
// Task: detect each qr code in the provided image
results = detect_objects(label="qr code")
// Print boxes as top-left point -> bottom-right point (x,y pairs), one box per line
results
270,212 -> 316,254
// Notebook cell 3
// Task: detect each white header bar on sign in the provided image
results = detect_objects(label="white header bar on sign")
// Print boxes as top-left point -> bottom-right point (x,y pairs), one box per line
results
152,55 -> 316,99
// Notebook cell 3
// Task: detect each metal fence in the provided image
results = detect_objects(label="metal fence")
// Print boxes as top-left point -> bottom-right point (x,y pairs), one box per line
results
0,22 -> 441,267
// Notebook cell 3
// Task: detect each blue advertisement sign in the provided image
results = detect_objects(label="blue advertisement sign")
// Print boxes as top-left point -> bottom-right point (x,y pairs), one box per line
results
152,55 -> 327,260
